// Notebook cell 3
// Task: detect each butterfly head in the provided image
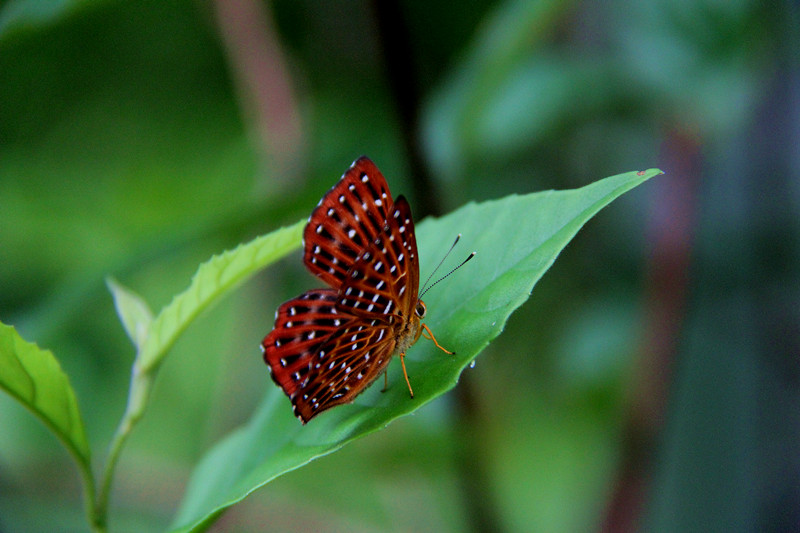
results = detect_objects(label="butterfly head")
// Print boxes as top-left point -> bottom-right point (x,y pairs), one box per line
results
415,300 -> 427,319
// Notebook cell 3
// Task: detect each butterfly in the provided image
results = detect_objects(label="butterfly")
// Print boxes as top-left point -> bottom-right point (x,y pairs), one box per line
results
261,156 -> 458,423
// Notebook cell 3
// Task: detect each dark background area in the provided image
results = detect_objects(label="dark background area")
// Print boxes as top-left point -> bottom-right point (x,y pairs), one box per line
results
0,0 -> 798,531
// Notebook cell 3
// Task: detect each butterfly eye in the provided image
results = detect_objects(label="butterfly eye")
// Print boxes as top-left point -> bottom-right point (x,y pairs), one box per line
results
415,301 -> 426,318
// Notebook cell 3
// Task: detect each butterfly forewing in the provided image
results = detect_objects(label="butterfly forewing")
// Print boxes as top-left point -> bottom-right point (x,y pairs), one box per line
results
303,157 -> 394,288
337,195 -> 420,322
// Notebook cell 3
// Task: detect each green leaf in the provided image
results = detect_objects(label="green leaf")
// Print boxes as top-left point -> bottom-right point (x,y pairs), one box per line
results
0,322 -> 91,471
169,168 -> 663,532
138,220 -> 304,374
107,278 -> 153,350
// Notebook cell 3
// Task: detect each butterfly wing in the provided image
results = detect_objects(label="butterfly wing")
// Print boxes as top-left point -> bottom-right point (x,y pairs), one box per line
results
264,157 -> 427,423
262,288 -> 398,423
290,319 -> 397,422
303,157 -> 394,289
337,194 -> 421,323
262,289 -> 347,397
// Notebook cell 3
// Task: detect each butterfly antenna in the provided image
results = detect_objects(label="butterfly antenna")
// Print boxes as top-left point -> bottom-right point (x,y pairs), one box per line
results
420,234 -> 462,294
420,244 -> 476,299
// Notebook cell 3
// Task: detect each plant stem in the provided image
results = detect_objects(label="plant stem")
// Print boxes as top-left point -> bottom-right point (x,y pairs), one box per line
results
74,455 -> 101,533
93,359 -> 154,531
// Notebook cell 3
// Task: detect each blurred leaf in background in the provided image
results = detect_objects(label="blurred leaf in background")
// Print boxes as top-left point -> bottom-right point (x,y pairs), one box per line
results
0,0 -> 797,532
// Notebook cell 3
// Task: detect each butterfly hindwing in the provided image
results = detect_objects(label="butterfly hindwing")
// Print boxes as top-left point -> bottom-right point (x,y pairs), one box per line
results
290,319 -> 396,422
262,289 -> 350,397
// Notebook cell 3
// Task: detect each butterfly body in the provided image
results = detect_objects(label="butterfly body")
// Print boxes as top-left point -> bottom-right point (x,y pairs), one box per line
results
393,301 -> 425,356
262,157 -> 445,423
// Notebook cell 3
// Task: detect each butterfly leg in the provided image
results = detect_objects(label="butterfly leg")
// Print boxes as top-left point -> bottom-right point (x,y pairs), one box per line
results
421,323 -> 455,355
399,351 -> 414,398
381,370 -> 388,392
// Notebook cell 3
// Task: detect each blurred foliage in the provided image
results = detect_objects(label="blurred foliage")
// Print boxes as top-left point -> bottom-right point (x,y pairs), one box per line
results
1,0 -> 797,532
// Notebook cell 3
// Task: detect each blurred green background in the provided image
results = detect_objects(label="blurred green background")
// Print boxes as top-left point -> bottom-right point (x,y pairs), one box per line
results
1,0 -> 798,531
